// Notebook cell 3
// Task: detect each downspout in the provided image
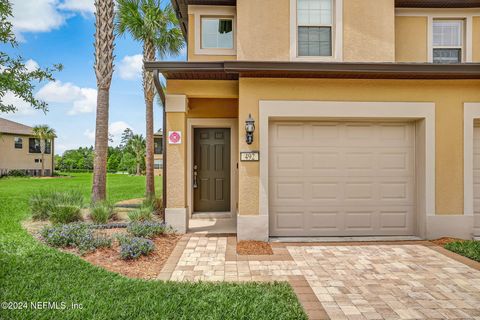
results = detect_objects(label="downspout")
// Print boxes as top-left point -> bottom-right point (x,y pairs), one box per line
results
153,69 -> 167,216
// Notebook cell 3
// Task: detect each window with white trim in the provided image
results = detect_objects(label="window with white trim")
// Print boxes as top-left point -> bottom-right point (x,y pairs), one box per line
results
297,0 -> 333,57
14,137 -> 22,149
154,159 -> 163,170
432,19 -> 464,64
201,17 -> 233,49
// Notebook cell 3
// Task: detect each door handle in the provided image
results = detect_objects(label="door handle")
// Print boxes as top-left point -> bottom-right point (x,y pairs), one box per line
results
193,164 -> 198,189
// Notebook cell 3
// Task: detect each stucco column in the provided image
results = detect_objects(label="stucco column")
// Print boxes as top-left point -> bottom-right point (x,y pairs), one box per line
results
237,79 -> 268,241
165,94 -> 188,233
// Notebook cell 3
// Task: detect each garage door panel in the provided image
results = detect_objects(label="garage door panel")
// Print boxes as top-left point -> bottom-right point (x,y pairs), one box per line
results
271,147 -> 414,177
269,206 -> 415,237
269,121 -> 416,237
270,121 -> 414,147
270,177 -> 415,205
310,211 -> 343,231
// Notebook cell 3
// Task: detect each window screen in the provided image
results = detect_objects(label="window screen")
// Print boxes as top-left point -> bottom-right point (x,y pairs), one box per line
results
297,0 -> 333,57
29,138 -> 41,153
14,137 -> 22,149
201,17 -> 233,49
432,19 -> 463,64
154,160 -> 163,170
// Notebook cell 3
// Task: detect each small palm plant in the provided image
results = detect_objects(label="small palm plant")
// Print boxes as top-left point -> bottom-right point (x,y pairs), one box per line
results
115,0 -> 184,199
127,134 -> 146,175
32,125 -> 56,176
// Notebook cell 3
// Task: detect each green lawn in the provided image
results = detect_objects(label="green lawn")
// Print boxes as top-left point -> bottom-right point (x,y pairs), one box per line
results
0,173 -> 306,320
445,240 -> 480,262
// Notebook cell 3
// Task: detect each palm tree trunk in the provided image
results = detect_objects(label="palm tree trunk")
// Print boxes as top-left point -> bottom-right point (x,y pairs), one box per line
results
143,40 -> 156,199
92,87 -> 110,202
92,0 -> 115,202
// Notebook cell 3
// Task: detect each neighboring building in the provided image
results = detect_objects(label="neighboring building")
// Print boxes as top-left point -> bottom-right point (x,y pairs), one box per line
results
154,131 -> 164,176
146,0 -> 480,241
0,118 -> 54,177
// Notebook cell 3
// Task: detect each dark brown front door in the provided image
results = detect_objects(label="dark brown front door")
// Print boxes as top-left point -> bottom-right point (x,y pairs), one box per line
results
194,128 -> 231,212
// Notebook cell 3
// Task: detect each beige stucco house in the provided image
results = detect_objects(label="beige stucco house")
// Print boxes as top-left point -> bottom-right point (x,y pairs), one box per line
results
146,0 -> 480,241
0,118 -> 54,177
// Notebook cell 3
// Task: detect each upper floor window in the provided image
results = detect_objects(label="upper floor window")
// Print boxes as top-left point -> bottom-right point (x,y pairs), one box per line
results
297,0 -> 333,57
14,137 -> 22,149
154,159 -> 163,170
44,140 -> 51,154
29,138 -> 41,153
432,19 -> 464,64
201,17 -> 234,49
154,138 -> 163,155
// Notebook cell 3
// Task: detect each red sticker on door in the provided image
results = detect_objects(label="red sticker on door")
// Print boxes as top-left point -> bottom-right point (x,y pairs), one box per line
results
168,131 -> 182,144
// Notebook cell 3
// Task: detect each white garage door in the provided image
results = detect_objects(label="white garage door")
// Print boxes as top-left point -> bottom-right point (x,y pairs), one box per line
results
269,121 -> 416,237
474,125 -> 480,233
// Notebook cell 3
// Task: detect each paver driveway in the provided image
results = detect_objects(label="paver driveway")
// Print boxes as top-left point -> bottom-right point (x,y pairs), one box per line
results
160,236 -> 480,320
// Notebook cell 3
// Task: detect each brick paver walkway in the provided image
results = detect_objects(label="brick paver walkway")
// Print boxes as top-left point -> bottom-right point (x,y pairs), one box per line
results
160,236 -> 480,320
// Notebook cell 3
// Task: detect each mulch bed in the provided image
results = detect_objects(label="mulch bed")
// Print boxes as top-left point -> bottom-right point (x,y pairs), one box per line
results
430,237 -> 465,246
237,241 -> 273,255
82,232 -> 182,279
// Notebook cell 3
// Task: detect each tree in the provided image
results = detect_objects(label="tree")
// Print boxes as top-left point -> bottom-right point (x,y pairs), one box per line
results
118,152 -> 136,174
0,0 -> 62,113
92,0 -> 115,203
115,0 -> 183,198
32,125 -> 56,177
126,134 -> 146,175
120,127 -> 134,148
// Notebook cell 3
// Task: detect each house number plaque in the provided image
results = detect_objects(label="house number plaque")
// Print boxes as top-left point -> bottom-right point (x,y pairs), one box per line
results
240,151 -> 259,162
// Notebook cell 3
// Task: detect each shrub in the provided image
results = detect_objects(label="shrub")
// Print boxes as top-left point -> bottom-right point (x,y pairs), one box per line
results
7,169 -> 27,177
54,189 -> 84,207
444,240 -> 480,262
128,207 -> 153,222
41,223 -> 111,254
142,197 -> 162,212
29,189 -> 84,222
118,236 -> 155,260
30,191 -> 54,220
49,205 -> 82,224
127,221 -> 166,238
90,201 -> 114,224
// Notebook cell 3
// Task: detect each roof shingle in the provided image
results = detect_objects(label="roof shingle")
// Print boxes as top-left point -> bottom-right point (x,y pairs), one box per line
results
0,118 -> 33,135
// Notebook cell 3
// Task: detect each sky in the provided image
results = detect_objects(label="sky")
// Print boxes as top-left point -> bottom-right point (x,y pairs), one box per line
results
1,0 -> 186,155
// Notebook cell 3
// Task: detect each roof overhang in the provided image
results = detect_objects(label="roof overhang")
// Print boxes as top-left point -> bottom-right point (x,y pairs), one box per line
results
145,61 -> 480,80
171,0 -> 236,39
171,0 -> 480,39
396,0 -> 480,8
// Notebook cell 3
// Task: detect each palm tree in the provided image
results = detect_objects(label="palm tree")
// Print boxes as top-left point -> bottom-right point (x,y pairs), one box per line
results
127,134 -> 146,175
32,125 -> 56,177
92,0 -> 115,203
115,0 -> 183,199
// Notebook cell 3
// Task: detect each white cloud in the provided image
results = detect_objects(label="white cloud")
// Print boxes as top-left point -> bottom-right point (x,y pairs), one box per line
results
118,54 -> 143,80
25,59 -> 39,72
55,142 -> 81,154
9,0 -> 94,38
58,0 -> 94,13
84,129 -> 95,141
83,122 -> 132,146
1,91 -> 38,115
36,81 -> 97,115
10,0 -> 65,35
109,121 -> 131,145
1,60 -> 41,114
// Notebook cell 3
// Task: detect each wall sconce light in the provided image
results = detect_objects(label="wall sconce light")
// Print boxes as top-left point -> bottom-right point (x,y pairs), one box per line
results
245,113 -> 255,145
